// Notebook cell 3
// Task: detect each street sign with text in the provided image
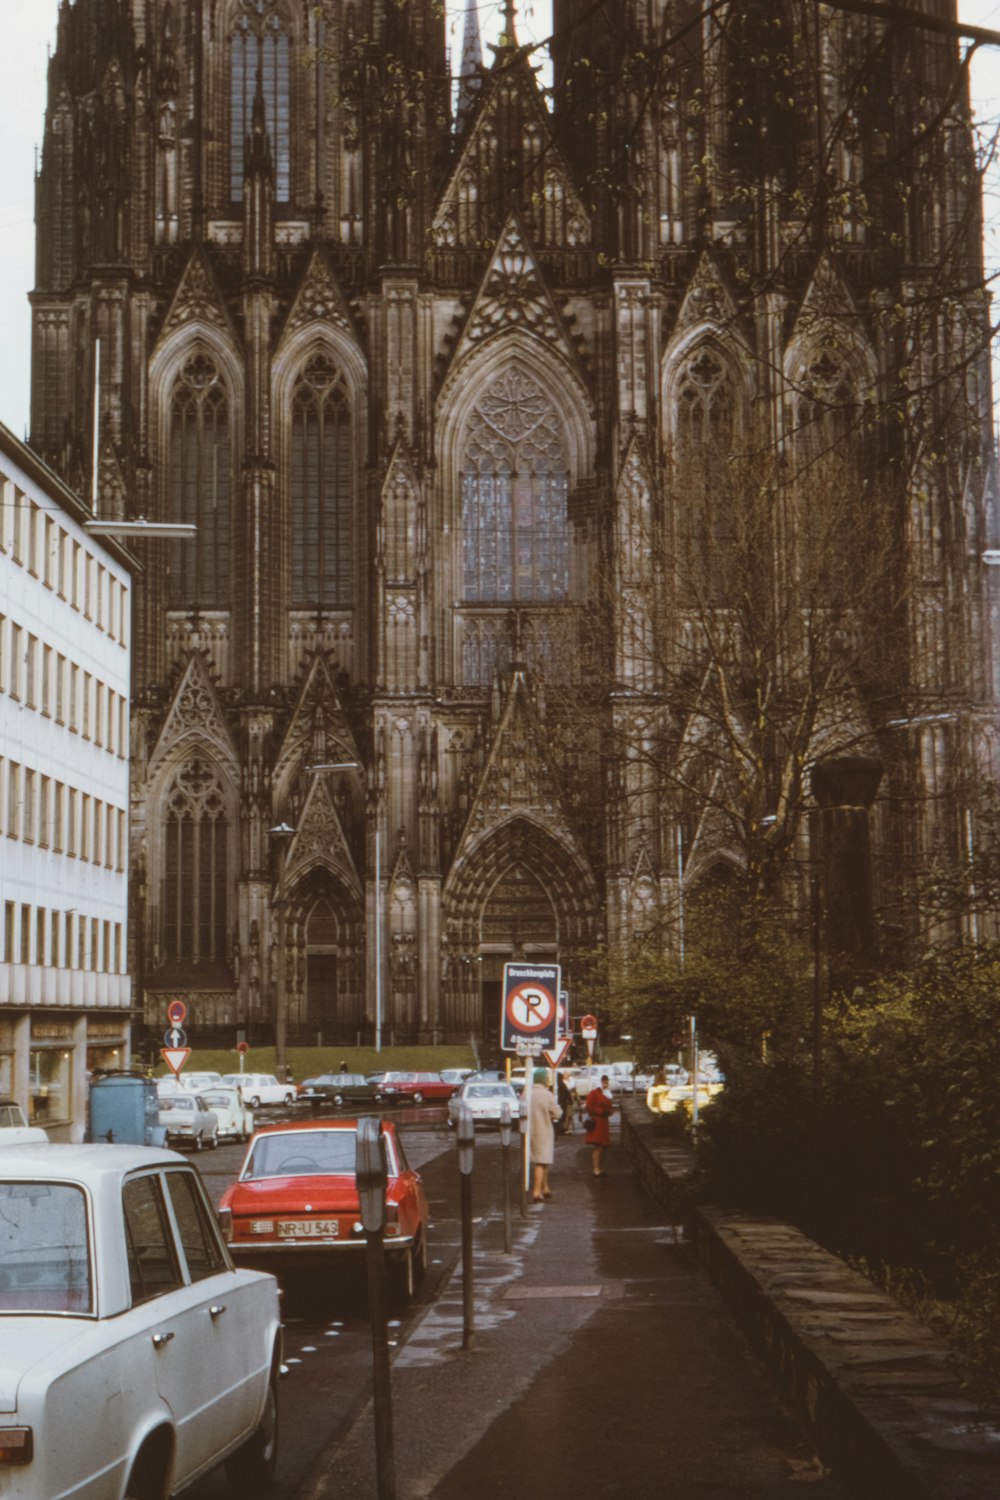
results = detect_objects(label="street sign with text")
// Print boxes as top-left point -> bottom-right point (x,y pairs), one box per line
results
501,963 -> 561,1052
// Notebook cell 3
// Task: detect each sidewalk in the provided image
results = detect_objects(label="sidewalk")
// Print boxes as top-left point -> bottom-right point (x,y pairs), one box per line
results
300,1127 -> 854,1499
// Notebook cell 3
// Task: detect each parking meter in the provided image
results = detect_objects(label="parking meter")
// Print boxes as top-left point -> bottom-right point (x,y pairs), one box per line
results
456,1103 -> 475,1176
499,1099 -> 512,1148
356,1116 -> 387,1233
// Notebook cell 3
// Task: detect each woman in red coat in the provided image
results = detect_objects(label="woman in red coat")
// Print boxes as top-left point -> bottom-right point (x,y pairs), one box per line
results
584,1074 -> 615,1177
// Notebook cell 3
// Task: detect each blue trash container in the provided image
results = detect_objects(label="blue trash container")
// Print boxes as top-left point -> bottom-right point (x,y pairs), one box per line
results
89,1072 -> 167,1147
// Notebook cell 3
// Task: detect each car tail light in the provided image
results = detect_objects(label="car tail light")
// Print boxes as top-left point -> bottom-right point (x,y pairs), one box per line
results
0,1428 -> 32,1465
218,1206 -> 232,1241
384,1202 -> 400,1238
250,1219 -> 275,1235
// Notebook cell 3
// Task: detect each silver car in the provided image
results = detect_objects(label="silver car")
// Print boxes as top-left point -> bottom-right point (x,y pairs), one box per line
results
158,1092 -> 219,1151
0,1143 -> 282,1497
447,1080 -> 519,1127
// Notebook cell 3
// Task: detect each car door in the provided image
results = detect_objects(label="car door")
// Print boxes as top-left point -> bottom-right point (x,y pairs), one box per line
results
121,1170 -> 235,1486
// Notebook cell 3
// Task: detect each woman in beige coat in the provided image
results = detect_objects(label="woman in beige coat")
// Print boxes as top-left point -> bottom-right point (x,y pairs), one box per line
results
529,1068 -> 563,1201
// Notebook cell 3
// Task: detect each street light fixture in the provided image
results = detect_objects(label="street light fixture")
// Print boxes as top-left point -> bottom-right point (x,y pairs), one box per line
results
267,822 -> 296,1081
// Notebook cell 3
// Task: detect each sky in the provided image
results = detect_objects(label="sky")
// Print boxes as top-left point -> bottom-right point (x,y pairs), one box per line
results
0,0 -> 994,441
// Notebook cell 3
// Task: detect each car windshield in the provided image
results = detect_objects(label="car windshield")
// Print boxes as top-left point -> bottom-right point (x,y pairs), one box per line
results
0,1182 -> 92,1315
244,1131 -> 359,1179
0,1104 -> 28,1128
201,1092 -> 232,1107
160,1097 -> 194,1112
466,1085 -> 506,1099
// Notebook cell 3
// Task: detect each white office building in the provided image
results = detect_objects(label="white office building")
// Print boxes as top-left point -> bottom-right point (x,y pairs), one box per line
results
0,422 -> 133,1139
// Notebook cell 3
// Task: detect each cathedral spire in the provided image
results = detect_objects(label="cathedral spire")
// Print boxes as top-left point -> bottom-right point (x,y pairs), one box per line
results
455,0 -> 483,127
498,0 -> 518,50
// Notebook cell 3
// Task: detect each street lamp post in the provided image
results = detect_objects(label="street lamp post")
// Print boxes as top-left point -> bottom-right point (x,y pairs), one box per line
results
268,822 -> 295,1081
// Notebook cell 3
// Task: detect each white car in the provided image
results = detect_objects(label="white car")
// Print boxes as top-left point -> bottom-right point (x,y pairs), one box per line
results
0,1142 -> 282,1498
222,1074 -> 296,1110
158,1092 -> 219,1151
198,1087 -> 254,1143
447,1080 -> 519,1127
0,1100 -> 47,1145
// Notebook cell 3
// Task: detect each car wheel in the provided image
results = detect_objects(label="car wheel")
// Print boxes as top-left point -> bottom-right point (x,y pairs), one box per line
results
225,1361 -> 279,1492
283,1093 -> 294,1107
194,1132 -> 204,1153
209,1128 -> 218,1149
412,1091 -> 424,1105
124,1441 -> 168,1500
414,1229 -> 428,1282
373,1092 -> 382,1104
333,1093 -> 344,1107
388,1247 -> 414,1310
249,1096 -> 261,1109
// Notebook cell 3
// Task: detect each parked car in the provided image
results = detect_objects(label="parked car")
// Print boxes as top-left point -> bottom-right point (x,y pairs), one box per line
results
439,1068 -> 475,1088
447,1079 -> 519,1127
219,1120 -> 429,1304
606,1062 -> 637,1093
199,1086 -> 254,1142
175,1070 -> 224,1093
0,1142 -> 282,1498
403,1071 -> 461,1103
0,1099 -> 47,1144
222,1073 -> 297,1109
297,1073 -> 384,1108
158,1091 -> 219,1151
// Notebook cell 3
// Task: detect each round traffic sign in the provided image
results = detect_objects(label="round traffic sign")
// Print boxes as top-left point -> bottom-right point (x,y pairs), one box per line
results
167,1000 -> 187,1026
505,981 -> 557,1033
579,1012 -> 598,1039
236,1040 -> 249,1055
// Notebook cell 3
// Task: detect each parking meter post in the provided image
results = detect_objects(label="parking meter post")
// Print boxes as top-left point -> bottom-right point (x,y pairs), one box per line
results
499,1101 -> 513,1253
518,1095 -> 529,1217
457,1104 -> 475,1350
356,1119 -> 396,1500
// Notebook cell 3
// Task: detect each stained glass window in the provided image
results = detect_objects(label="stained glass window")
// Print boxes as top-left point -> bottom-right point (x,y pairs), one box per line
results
673,345 -> 737,601
163,759 -> 229,964
291,355 -> 353,607
169,354 -> 230,607
231,2 -> 290,202
461,370 -> 569,604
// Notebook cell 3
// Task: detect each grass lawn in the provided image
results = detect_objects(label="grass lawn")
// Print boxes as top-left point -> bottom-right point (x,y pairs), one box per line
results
151,1043 -> 635,1081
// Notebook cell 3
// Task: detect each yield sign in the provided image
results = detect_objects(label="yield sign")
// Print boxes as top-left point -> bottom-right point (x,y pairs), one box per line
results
543,1036 -> 573,1069
161,1047 -> 191,1077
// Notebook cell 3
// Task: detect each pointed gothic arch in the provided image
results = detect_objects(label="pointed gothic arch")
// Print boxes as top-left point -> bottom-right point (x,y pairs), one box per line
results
437,338 -> 595,685
273,329 -> 368,631
442,815 -> 599,1035
663,331 -> 752,604
284,870 -> 365,1044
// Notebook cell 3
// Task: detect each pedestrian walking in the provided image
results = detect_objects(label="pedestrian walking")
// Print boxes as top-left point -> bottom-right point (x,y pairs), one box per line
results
556,1069 -> 575,1133
584,1073 -> 615,1177
529,1067 -> 562,1201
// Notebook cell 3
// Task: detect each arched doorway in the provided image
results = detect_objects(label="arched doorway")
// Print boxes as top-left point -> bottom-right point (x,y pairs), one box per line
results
479,862 -> 558,1041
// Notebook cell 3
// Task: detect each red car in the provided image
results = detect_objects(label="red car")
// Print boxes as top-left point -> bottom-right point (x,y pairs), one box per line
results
218,1119 -> 429,1302
378,1070 -> 459,1103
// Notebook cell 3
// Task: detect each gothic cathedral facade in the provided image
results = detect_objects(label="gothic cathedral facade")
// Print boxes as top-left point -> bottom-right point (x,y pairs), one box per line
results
28,0 -> 998,1046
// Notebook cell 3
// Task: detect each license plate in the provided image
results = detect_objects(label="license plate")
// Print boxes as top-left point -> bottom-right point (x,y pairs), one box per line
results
277,1219 -> 339,1239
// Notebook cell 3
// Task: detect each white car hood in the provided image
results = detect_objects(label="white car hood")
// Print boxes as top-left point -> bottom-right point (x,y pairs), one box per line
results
0,1321 -> 90,1412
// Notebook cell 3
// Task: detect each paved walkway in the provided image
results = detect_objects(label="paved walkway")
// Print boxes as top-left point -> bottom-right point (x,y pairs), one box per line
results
301,1127 -> 857,1499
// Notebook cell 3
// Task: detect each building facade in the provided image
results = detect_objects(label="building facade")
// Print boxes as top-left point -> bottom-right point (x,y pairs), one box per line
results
27,0 -> 998,1047
0,422 -> 132,1136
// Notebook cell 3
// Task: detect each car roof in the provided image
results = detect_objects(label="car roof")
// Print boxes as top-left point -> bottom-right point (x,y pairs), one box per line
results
0,1142 -> 187,1178
249,1118 -> 397,1137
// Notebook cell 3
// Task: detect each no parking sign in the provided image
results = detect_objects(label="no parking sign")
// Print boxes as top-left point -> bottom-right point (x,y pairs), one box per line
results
500,963 -> 561,1052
